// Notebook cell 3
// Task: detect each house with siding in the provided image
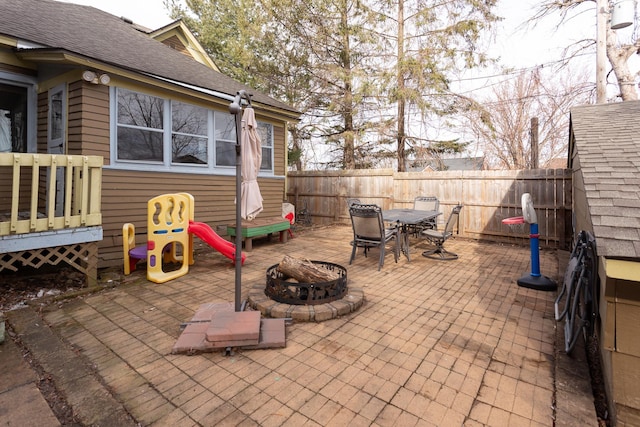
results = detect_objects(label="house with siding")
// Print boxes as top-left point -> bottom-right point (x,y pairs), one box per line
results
569,101 -> 640,425
0,0 -> 299,280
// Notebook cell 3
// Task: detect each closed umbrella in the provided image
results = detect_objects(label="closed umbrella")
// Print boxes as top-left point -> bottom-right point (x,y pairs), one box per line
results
240,107 -> 263,220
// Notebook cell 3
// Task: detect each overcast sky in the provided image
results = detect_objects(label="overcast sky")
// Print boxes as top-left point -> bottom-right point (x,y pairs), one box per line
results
57,0 -> 637,97
57,0 -> 594,68
57,0 -> 175,29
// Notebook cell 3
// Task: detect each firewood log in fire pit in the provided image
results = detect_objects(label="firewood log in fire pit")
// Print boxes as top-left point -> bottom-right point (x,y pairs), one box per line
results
277,255 -> 340,283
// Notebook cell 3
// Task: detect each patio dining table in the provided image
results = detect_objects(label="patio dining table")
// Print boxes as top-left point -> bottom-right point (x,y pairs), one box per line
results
382,208 -> 441,261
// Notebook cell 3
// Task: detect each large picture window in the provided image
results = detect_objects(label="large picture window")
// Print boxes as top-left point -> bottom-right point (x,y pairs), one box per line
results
114,88 -> 274,174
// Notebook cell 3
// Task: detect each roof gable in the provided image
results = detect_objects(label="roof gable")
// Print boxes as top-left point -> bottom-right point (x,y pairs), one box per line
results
569,101 -> 640,259
0,0 -> 297,116
148,20 -> 220,72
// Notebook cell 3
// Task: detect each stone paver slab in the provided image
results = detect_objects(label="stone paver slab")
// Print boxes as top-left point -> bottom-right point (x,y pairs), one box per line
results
206,310 -> 260,343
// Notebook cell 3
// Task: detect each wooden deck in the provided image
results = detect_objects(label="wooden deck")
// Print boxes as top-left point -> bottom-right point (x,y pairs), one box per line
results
0,153 -> 103,284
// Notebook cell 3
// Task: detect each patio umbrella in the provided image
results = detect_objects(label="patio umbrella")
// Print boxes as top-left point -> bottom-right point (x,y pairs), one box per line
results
240,107 -> 263,220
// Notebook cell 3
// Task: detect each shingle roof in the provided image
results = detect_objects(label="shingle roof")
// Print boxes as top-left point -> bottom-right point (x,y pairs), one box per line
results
442,157 -> 484,171
0,0 -> 298,116
569,101 -> 640,259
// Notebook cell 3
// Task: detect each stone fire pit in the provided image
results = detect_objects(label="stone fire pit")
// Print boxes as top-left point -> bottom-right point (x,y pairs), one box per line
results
265,261 -> 347,305
246,261 -> 364,322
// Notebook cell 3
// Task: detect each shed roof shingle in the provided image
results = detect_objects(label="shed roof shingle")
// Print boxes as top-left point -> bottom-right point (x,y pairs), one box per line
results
570,101 -> 640,259
0,0 -> 298,116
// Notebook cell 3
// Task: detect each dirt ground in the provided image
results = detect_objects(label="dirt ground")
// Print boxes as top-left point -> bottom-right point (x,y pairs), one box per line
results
0,266 -> 86,312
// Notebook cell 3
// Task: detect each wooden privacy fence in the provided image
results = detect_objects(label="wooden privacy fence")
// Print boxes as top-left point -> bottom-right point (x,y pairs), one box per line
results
286,168 -> 572,249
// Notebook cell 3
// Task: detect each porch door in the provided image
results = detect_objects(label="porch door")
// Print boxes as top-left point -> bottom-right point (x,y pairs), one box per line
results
47,84 -> 66,216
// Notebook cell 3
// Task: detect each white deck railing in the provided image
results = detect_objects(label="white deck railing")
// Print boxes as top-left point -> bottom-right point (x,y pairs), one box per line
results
0,153 -> 102,237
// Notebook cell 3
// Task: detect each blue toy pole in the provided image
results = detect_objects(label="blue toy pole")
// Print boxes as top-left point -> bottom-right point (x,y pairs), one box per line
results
529,223 -> 541,277
516,221 -> 556,291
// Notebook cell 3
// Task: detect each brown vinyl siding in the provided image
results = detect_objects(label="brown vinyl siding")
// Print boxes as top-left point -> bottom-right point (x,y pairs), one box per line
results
273,124 -> 285,173
68,81 -> 110,159
0,168 -> 38,213
35,92 -> 48,209
36,91 -> 48,153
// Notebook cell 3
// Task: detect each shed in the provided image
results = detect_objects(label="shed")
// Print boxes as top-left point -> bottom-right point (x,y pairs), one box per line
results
569,101 -> 640,425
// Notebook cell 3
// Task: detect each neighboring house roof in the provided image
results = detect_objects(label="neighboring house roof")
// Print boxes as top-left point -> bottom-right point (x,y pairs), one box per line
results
441,157 -> 484,171
411,156 -> 485,172
545,157 -> 568,169
0,0 -> 299,119
569,101 -> 640,259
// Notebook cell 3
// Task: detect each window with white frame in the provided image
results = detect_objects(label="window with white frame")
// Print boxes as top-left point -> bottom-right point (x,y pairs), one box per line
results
257,122 -> 273,170
116,88 -> 164,162
214,110 -> 237,167
114,87 -> 274,172
172,101 -> 208,164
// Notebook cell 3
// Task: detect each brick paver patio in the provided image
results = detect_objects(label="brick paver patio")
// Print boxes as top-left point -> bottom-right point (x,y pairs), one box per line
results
34,224 -> 596,426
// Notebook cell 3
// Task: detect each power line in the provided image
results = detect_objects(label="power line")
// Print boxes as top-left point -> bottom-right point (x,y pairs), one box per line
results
451,52 -> 593,83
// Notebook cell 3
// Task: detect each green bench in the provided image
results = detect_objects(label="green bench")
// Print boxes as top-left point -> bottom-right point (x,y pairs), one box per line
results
227,217 -> 291,251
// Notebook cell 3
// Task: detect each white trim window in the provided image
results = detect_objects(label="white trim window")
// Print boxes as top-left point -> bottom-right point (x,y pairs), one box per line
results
214,110 -> 237,167
257,122 -> 273,170
112,87 -> 274,174
172,101 -> 208,165
116,88 -> 164,163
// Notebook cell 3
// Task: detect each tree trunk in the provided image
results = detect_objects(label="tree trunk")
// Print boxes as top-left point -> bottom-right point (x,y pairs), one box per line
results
607,28 -> 639,101
277,255 -> 340,282
396,0 -> 406,172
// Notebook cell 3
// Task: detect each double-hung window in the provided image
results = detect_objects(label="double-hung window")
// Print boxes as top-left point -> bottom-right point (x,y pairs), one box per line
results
257,122 -> 273,170
116,89 -> 164,162
113,87 -> 274,174
172,101 -> 208,165
214,111 -> 236,167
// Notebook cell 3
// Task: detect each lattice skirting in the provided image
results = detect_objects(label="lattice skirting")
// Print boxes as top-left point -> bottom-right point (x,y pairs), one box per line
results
1,242 -> 98,286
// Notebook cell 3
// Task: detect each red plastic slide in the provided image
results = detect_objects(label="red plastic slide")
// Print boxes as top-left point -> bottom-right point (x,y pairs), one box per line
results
188,221 -> 246,265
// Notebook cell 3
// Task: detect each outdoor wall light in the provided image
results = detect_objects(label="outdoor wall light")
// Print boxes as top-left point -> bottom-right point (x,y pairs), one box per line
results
82,70 -> 110,85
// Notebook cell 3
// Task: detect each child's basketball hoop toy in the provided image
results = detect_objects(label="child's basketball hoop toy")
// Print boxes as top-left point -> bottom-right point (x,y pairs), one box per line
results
502,193 -> 557,291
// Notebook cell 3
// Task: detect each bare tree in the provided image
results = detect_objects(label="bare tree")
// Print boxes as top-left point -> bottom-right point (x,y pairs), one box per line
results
461,68 -> 591,170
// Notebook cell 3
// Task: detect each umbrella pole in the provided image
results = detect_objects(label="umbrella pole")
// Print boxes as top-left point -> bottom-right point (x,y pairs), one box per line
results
229,90 -> 251,312
234,111 -> 242,312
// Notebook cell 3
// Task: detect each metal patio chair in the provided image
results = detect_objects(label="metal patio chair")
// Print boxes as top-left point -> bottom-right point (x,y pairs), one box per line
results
409,196 -> 439,236
349,203 -> 399,271
421,204 -> 463,260
346,198 -> 361,208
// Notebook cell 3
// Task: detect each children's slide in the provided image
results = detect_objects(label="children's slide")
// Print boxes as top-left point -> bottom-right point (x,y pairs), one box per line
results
188,221 -> 246,265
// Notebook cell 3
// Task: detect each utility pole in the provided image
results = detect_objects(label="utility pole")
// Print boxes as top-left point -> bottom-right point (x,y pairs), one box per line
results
530,117 -> 539,169
596,0 -> 608,103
